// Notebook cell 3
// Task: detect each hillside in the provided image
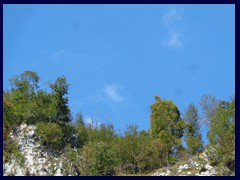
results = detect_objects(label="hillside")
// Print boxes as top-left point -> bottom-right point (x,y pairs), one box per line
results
3,123 -> 233,176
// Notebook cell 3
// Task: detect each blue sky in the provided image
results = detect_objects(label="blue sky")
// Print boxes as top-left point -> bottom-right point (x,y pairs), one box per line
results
3,4 -> 235,143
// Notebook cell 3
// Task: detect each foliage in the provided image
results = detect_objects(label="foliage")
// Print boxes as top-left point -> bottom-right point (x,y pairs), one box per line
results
74,113 -> 88,148
49,76 -> 71,124
62,145 -> 80,175
183,103 -> 203,155
79,142 -> 117,176
150,95 -> 185,165
3,71 -> 235,175
3,139 -> 25,167
207,96 -> 235,172
35,122 -> 65,152
3,91 -> 14,131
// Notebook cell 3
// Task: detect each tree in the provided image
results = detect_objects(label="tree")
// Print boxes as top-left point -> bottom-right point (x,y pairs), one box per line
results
183,103 -> 203,155
207,96 -> 235,172
98,123 -> 116,144
150,95 -> 185,166
7,71 -> 40,124
79,142 -> 117,176
49,76 -> 71,124
74,112 -> 88,148
199,94 -> 219,127
115,125 -> 141,174
9,71 -> 40,97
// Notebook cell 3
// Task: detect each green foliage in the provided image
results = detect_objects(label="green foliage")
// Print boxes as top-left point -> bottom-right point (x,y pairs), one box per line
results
3,91 -> 14,130
9,71 -> 40,96
183,103 -> 203,155
3,71 -> 235,175
62,145 -> 81,175
79,142 -> 117,176
117,125 -> 140,174
74,113 -> 88,148
35,122 -> 65,152
98,123 -> 116,144
7,71 -> 40,124
50,76 -> 71,124
4,71 -> 72,126
3,139 -> 25,167
150,96 -> 185,165
207,96 -> 235,172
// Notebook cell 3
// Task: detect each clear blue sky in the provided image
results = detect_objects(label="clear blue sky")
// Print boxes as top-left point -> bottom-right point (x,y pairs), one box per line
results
3,4 -> 235,143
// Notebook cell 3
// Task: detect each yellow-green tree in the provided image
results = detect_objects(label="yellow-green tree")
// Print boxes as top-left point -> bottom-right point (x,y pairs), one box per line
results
150,95 -> 185,166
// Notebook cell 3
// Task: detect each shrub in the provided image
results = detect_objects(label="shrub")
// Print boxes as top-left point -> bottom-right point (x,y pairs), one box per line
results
35,122 -> 64,152
79,142 -> 117,176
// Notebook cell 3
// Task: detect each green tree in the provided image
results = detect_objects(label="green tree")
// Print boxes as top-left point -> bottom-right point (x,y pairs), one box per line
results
9,71 -> 40,97
183,103 -> 203,155
150,95 -> 185,166
7,71 -> 40,124
98,123 -> 116,144
208,96 -> 235,172
79,142 -> 117,176
74,113 -> 88,148
49,76 -> 71,124
115,125 -> 141,174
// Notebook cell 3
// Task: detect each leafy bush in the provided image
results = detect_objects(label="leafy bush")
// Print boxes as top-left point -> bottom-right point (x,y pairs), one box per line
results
79,142 -> 117,176
35,122 -> 64,152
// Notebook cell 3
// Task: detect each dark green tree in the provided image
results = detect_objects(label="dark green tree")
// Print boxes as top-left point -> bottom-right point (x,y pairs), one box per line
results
50,76 -> 71,124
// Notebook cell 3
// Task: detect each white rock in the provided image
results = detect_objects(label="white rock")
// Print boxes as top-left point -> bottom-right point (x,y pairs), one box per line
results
183,164 -> 189,169
205,164 -> 213,170
54,168 -> 63,176
200,170 -> 210,176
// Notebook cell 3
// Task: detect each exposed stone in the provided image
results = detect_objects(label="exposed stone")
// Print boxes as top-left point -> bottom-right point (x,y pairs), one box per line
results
3,124 -> 65,176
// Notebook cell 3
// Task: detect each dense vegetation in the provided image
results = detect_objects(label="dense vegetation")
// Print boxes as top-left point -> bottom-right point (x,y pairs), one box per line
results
3,71 -> 235,175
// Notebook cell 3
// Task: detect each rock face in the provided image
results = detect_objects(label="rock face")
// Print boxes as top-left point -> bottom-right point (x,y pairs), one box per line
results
3,124 -> 64,176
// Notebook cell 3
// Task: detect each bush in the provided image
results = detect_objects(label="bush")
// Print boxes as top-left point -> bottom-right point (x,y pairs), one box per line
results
35,122 -> 65,152
79,142 -> 117,176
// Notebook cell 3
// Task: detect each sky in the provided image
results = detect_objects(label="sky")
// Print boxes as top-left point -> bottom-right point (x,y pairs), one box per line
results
3,4 -> 235,144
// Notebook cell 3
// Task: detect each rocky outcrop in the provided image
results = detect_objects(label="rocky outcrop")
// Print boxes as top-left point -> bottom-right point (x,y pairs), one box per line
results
150,151 -> 228,176
3,124 -> 64,176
